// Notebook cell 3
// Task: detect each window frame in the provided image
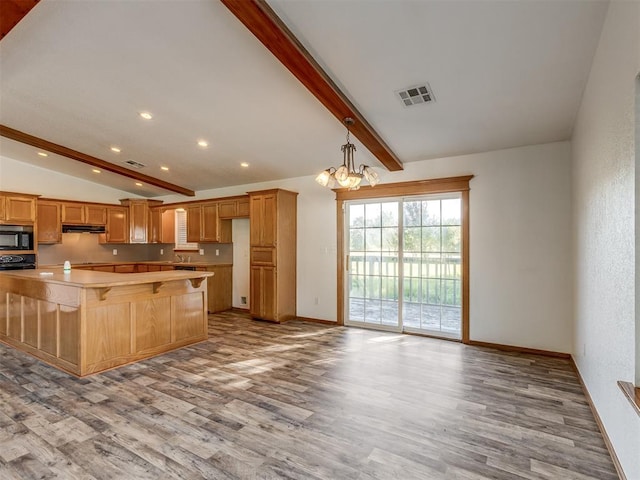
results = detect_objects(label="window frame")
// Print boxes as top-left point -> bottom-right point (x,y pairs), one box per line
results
335,175 -> 473,343
174,209 -> 199,251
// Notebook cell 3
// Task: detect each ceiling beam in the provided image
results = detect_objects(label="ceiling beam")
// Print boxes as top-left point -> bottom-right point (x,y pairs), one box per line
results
0,0 -> 40,39
220,0 -> 403,172
0,125 -> 195,197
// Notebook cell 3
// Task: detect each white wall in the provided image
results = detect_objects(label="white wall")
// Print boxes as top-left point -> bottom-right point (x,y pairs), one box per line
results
232,218 -> 250,309
571,1 -> 640,478
158,141 -> 573,353
0,155 -> 138,203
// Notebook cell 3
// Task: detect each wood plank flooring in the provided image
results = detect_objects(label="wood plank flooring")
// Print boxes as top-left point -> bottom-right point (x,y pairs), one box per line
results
0,311 -> 618,479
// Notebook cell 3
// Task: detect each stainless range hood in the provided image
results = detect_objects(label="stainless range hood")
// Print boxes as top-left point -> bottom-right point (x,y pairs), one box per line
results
62,225 -> 106,234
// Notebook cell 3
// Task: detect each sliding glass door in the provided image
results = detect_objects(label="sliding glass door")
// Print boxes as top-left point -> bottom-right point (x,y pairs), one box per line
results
345,194 -> 462,339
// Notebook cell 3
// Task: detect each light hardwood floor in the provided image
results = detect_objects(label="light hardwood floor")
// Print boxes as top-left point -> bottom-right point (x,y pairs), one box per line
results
0,311 -> 617,479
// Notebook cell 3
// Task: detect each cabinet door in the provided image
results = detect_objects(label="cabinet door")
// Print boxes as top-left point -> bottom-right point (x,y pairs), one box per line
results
237,197 -> 250,217
207,266 -> 232,313
128,201 -> 148,243
218,201 -> 236,219
249,195 -> 264,246
0,196 -> 5,221
37,201 -> 62,244
105,207 -> 128,243
250,266 -> 276,321
62,204 -> 85,224
85,206 -> 107,225
250,194 -> 277,247
186,206 -> 201,243
201,203 -> 219,242
250,266 -> 262,318
149,208 -> 161,243
161,209 -> 175,243
5,196 -> 36,223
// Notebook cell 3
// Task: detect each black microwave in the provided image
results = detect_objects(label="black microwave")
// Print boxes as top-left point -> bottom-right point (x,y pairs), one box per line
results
0,231 -> 34,250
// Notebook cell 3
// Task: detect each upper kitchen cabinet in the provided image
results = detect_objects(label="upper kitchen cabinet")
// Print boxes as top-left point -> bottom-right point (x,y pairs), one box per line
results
249,192 -> 278,247
218,196 -> 250,219
150,207 -> 175,244
0,192 -> 37,224
61,202 -> 107,225
37,200 -> 62,244
186,202 -> 231,243
120,199 -> 163,244
102,207 -> 128,243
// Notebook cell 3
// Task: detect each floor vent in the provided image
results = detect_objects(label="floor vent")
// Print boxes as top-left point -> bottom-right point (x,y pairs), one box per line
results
396,83 -> 435,107
124,160 -> 146,169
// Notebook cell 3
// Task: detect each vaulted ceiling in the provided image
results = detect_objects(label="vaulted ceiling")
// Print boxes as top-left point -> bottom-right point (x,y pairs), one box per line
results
0,0 -> 609,197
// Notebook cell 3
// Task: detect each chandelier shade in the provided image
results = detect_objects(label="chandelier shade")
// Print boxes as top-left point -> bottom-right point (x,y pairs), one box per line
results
315,118 -> 379,190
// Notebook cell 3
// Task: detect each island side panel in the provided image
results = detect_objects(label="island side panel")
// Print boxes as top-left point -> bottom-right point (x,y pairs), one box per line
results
83,278 -> 208,375
0,276 -> 83,376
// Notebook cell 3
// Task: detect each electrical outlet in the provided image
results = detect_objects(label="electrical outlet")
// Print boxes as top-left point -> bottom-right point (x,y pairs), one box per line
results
199,248 -> 204,255
112,249 -> 118,255
215,249 -> 219,256
241,296 -> 247,305
160,248 -> 164,255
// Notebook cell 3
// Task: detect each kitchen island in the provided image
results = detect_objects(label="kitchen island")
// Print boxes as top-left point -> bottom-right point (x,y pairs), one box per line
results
0,268 -> 213,376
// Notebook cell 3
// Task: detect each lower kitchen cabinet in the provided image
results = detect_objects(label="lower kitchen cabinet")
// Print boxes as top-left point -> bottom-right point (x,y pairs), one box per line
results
250,266 -> 276,321
207,265 -> 232,313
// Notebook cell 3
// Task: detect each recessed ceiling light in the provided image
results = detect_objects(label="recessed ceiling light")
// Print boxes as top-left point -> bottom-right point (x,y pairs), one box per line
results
161,166 -> 169,171
135,182 -> 143,186
110,146 -> 121,153
240,162 -> 249,168
197,140 -> 209,148
139,112 -> 153,120
37,152 -> 48,157
92,169 -> 101,174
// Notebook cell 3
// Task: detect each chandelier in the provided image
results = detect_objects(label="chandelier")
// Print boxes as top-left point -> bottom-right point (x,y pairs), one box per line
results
315,117 -> 379,190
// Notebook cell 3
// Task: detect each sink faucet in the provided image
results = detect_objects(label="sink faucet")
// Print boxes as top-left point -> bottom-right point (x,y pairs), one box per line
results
175,254 -> 184,263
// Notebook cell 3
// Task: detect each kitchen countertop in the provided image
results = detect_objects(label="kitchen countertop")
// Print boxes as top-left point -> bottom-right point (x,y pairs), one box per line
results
0,267 -> 214,288
40,261 -> 233,268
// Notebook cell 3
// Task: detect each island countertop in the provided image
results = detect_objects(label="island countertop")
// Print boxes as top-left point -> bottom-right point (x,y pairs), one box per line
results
0,267 -> 213,288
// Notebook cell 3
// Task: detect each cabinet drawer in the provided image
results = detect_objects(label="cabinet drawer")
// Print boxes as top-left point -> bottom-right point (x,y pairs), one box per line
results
251,247 -> 276,266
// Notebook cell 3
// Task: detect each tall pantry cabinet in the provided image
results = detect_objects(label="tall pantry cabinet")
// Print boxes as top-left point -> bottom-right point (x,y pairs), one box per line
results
249,189 -> 297,322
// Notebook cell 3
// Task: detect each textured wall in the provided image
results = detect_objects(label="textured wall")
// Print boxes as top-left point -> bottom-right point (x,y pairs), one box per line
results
571,1 -> 640,478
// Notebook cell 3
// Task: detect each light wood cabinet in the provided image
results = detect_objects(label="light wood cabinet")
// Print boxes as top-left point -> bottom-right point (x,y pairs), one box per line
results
119,199 -> 162,244
103,207 -> 128,243
61,203 -> 107,225
248,189 -> 297,322
0,192 -> 37,224
150,208 -> 175,244
218,196 -> 250,219
37,200 -> 62,244
206,265 -> 232,313
250,193 -> 277,247
250,266 -> 277,320
187,202 -> 231,243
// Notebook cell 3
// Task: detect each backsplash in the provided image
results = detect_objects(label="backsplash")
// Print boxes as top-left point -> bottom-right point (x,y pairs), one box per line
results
38,233 -> 233,265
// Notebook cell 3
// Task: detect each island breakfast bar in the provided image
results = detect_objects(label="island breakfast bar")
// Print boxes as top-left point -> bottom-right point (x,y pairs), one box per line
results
0,268 -> 213,376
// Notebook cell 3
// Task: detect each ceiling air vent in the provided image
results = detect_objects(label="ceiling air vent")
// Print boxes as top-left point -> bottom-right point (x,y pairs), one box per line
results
396,83 -> 435,107
124,160 -> 146,169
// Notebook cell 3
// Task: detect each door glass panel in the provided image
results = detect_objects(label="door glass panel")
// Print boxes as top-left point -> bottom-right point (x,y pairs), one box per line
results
347,201 -> 400,327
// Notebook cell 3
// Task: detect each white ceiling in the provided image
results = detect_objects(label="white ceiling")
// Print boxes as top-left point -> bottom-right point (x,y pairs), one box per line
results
0,0 -> 608,197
